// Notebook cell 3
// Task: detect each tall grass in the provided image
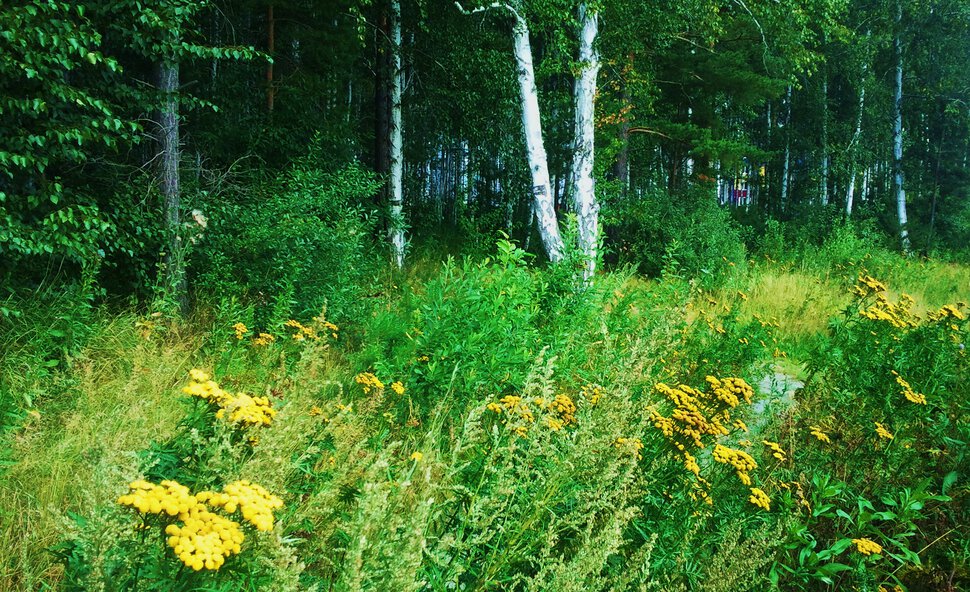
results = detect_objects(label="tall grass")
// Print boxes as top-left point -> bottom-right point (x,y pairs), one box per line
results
0,247 -> 966,591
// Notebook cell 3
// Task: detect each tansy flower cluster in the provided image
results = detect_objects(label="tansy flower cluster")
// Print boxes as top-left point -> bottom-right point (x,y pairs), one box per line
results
253,333 -> 276,346
809,425 -> 832,444
284,319 -> 318,341
580,384 -> 604,405
314,316 -> 340,340
118,479 -> 282,571
355,372 -> 385,394
749,487 -> 771,511
859,292 -> 918,329
932,303 -> 967,320
706,376 -> 755,408
233,322 -> 248,340
164,505 -> 243,571
391,381 -> 406,395
892,371 -> 927,405
713,444 -> 758,486
215,393 -> 276,427
486,392 -> 580,436
183,370 -> 277,428
614,437 -> 644,460
852,538 -> 883,556
874,422 -> 894,440
651,376 -> 772,509
199,480 -> 283,532
762,440 -> 786,461
853,274 -> 888,299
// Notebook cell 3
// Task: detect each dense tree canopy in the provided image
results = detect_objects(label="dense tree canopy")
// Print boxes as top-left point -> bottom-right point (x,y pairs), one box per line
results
2,0 -> 969,300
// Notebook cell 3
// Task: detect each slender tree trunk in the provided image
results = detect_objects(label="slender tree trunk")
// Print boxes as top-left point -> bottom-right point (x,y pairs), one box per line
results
158,60 -> 186,311
820,75 -> 829,206
845,50 -> 868,218
780,85 -> 792,214
388,0 -> 405,267
571,3 -> 600,278
512,14 -> 564,262
267,4 -> 275,112
374,9 -> 390,182
893,0 -> 910,252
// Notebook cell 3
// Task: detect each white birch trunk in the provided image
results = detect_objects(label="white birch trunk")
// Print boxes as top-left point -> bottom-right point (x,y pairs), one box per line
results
512,15 -> 564,262
820,76 -> 829,206
845,58 -> 867,218
780,86 -> 792,213
893,0 -> 910,252
389,0 -> 406,267
571,3 -> 599,278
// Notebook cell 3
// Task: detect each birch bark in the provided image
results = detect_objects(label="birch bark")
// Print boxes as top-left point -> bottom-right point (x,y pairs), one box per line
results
892,0 -> 911,252
571,2 -> 600,278
512,14 -> 564,262
389,0 -> 406,267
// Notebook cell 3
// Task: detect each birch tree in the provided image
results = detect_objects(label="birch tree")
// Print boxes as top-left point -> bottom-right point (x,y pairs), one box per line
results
389,0 -> 406,267
455,1 -> 565,263
892,0 -> 910,252
571,1 -> 600,277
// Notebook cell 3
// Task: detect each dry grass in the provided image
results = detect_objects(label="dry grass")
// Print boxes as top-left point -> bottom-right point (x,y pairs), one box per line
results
0,316 -> 201,591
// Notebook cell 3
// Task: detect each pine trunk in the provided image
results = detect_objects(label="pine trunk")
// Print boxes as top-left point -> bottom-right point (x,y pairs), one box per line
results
158,60 -> 186,311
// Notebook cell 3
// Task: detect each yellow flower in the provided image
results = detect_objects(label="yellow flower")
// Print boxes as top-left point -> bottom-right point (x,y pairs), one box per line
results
253,333 -> 275,346
215,393 -> 277,427
119,478 -> 281,571
733,419 -> 749,432
615,437 -> 645,460
809,426 -> 831,444
874,422 -> 894,440
713,444 -> 757,472
355,372 -> 385,394
762,440 -> 787,462
233,322 -> 248,340
749,487 -> 771,511
391,381 -> 406,395
893,372 -> 927,405
580,384 -> 604,405
852,538 -> 883,556
203,480 -> 283,532
410,451 -> 423,462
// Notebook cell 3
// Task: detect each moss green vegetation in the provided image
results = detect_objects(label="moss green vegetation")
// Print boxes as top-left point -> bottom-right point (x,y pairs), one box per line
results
1,241 -> 967,591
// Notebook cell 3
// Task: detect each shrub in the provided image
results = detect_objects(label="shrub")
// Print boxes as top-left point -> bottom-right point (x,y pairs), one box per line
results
604,186 -> 746,287
193,161 -> 382,326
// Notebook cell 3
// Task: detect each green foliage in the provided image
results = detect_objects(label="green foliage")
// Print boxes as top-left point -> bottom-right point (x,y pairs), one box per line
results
193,161 -> 382,325
605,186 -> 746,287
768,272 -> 969,589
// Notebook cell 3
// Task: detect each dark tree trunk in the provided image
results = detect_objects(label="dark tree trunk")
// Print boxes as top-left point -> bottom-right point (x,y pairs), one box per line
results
158,60 -> 186,312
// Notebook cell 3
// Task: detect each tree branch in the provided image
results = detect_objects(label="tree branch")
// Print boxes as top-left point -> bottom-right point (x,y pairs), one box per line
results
454,1 -> 521,23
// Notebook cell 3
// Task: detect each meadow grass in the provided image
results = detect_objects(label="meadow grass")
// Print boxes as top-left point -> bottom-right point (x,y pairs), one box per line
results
0,252 -> 966,591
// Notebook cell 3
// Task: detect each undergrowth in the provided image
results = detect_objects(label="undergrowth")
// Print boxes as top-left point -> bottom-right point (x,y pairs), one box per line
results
0,240 -> 967,591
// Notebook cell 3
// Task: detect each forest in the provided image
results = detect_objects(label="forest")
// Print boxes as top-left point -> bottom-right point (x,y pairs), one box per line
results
1,0 -> 969,590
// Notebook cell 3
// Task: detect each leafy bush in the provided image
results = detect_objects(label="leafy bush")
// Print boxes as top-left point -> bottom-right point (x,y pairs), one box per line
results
604,186 -> 747,287
193,161 -> 381,325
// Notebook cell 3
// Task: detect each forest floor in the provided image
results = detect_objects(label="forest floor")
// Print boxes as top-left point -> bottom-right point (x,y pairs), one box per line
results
0,254 -> 967,591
